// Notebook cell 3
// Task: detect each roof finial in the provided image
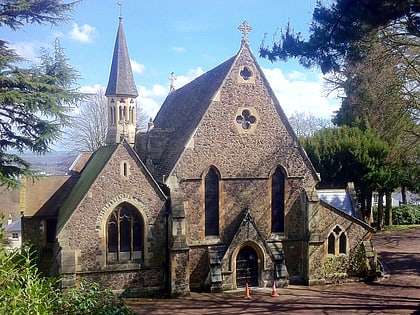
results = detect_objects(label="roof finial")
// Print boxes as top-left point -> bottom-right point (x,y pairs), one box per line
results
117,2 -> 123,22
238,21 -> 252,44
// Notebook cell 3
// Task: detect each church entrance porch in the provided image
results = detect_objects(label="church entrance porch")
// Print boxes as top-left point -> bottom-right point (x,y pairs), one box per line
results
236,245 -> 258,287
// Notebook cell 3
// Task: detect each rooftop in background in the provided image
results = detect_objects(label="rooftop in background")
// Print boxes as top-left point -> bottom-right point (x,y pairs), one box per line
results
318,189 -> 355,217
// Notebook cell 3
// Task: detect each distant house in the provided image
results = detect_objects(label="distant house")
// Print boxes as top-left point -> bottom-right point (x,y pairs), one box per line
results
372,191 -> 420,207
3,216 -> 22,251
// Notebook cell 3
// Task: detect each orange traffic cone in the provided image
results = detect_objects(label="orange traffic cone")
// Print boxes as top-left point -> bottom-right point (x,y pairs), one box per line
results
270,281 -> 279,297
244,282 -> 252,299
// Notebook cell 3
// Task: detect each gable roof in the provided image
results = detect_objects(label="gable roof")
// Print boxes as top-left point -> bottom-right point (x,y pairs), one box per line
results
151,55 -> 236,179
56,142 -> 167,234
105,18 -> 138,97
56,144 -> 118,233
149,41 -> 318,181
4,219 -> 21,232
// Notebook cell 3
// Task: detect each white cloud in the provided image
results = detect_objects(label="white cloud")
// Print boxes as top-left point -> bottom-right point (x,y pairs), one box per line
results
130,60 -> 145,74
172,67 -> 204,89
138,84 -> 168,118
135,67 -> 204,118
9,41 -> 38,62
262,67 -> 339,118
76,67 -> 337,125
171,46 -> 187,53
79,84 -> 103,94
69,23 -> 96,43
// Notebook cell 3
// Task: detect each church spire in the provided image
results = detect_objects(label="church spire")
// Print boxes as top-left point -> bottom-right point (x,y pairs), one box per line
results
105,17 -> 138,97
105,15 -> 138,146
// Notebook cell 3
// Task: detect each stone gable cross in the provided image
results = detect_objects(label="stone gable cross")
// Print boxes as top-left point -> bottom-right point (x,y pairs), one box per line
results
238,21 -> 252,44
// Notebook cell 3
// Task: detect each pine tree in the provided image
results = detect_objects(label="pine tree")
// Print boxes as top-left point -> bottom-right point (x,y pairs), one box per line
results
0,0 -> 82,188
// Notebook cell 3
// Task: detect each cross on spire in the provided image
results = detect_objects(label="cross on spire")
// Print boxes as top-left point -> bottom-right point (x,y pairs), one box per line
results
117,2 -> 123,21
238,21 -> 252,44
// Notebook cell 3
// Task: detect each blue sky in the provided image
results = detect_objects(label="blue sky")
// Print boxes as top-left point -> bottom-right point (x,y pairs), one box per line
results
4,0 -> 340,119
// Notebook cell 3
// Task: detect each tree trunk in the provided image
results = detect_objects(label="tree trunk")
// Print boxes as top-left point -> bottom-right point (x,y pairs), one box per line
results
377,191 -> 384,230
384,192 -> 392,226
401,186 -> 407,204
366,190 -> 373,224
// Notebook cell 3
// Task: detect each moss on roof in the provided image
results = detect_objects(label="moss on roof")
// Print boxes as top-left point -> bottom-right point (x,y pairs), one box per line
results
56,145 -> 118,233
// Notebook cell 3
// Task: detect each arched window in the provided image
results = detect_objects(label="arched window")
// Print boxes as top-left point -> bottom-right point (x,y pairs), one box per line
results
327,225 -> 347,255
107,203 -> 143,263
271,167 -> 285,233
339,233 -> 347,254
205,167 -> 219,236
328,233 -> 336,254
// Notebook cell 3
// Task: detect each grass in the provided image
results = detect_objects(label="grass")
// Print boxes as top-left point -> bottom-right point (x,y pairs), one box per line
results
374,224 -> 420,233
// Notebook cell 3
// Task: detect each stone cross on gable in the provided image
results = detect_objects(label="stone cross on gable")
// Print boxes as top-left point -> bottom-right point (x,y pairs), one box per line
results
238,21 -> 252,44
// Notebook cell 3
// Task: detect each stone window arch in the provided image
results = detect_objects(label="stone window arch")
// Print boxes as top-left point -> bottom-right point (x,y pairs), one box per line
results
327,225 -> 347,255
205,166 -> 220,237
120,161 -> 130,178
106,202 -> 144,263
271,166 -> 285,233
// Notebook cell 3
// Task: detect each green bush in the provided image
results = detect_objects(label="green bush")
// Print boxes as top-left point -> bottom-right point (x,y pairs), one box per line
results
0,245 -> 61,314
58,280 -> 132,315
392,205 -> 420,225
0,225 -> 133,315
372,205 -> 420,226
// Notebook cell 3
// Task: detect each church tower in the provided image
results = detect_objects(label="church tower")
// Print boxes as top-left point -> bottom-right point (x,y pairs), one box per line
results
105,16 -> 138,145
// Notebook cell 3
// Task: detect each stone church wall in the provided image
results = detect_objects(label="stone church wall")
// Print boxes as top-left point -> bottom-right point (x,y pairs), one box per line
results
167,46 -> 318,290
56,144 -> 167,292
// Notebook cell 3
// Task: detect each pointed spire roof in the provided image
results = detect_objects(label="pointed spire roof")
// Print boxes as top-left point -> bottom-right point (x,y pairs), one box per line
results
105,17 -> 138,97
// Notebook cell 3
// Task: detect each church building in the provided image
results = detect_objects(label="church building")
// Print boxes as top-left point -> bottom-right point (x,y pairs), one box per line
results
21,19 -> 376,296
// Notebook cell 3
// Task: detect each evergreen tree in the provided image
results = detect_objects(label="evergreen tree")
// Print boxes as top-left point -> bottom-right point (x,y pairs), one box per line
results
302,126 -> 391,220
0,0 -> 82,188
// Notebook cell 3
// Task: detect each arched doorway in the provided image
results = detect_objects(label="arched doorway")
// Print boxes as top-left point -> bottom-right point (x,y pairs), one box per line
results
236,245 -> 258,287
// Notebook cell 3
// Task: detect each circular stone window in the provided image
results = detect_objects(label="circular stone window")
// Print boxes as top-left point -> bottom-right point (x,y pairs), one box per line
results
234,107 -> 258,133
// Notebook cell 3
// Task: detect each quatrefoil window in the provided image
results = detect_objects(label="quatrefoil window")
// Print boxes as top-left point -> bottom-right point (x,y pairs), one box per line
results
236,109 -> 257,130
240,66 -> 253,81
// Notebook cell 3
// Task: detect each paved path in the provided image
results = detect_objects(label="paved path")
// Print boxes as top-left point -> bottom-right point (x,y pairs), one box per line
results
127,227 -> 420,314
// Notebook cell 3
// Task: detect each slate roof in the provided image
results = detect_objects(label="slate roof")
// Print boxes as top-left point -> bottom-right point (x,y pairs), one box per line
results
317,189 -> 355,216
151,55 -> 236,179
149,41 -> 317,182
105,18 -> 138,97
4,219 -> 21,232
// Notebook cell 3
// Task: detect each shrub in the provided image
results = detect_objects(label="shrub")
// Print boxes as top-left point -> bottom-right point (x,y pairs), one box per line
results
0,245 -> 61,314
0,224 -> 133,315
58,280 -> 132,315
392,205 -> 420,225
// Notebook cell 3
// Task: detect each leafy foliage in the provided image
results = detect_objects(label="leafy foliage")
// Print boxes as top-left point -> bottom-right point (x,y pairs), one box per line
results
392,205 -> 420,225
0,0 -> 84,188
0,0 -> 79,30
302,126 -> 390,189
260,0 -> 420,73
0,228 -> 134,314
0,244 -> 61,314
59,280 -> 133,315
